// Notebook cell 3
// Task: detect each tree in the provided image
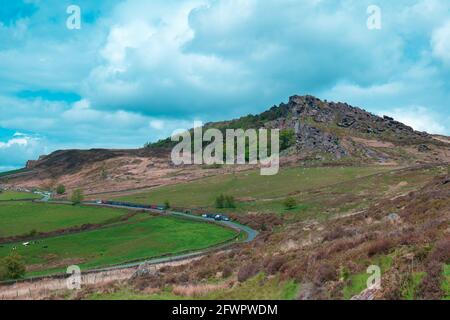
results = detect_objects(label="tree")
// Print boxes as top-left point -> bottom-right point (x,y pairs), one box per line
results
56,184 -> 66,195
216,194 -> 236,209
283,197 -> 297,210
0,253 -> 26,280
70,188 -> 84,205
280,129 -> 296,151
224,195 -> 236,208
215,194 -> 225,208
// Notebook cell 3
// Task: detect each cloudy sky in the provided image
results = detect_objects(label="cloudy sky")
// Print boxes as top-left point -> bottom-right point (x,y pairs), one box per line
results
1,0 -> 450,171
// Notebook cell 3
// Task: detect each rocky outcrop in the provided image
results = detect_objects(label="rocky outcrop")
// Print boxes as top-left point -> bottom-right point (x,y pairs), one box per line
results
295,122 -> 347,158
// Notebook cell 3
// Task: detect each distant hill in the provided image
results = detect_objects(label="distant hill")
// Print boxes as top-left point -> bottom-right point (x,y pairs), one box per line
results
147,94 -> 449,163
2,95 -> 449,194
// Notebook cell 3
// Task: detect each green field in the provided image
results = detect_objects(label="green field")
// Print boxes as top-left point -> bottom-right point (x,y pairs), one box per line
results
0,191 -> 41,201
0,214 -> 237,275
115,166 -> 391,208
0,202 -> 129,238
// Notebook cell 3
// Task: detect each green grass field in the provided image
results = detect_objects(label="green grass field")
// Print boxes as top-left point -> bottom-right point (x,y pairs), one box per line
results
0,191 -> 41,201
0,214 -> 237,275
0,202 -> 129,238
115,166 -> 392,209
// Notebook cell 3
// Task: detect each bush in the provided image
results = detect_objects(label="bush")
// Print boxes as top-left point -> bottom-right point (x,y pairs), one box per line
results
222,265 -> 233,278
283,197 -> 297,210
419,260 -> 444,300
56,184 -> 66,195
314,263 -> 337,284
237,262 -> 260,282
70,188 -> 84,205
0,253 -> 26,280
265,256 -> 286,275
164,200 -> 171,209
367,238 -> 395,257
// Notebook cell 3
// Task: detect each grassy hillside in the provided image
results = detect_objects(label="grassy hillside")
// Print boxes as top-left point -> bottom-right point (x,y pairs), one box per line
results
0,202 -> 129,238
113,165 -> 444,223
115,166 -> 391,209
0,214 -> 237,275
0,191 -> 41,201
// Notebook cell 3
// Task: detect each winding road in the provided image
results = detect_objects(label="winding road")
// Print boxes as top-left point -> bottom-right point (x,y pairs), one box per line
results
81,201 -> 259,272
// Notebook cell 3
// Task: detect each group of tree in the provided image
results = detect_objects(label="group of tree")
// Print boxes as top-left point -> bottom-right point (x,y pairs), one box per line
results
215,194 -> 236,209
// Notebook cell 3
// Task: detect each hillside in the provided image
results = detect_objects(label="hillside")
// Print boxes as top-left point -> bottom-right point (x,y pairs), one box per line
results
1,95 -> 449,195
1,95 -> 449,300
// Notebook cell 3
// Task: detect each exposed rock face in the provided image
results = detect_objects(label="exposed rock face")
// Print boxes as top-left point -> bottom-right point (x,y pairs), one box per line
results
266,95 -> 440,161
418,144 -> 431,152
295,122 -> 347,158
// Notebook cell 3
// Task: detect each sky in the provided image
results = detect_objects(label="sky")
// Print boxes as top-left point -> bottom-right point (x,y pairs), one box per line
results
0,0 -> 450,171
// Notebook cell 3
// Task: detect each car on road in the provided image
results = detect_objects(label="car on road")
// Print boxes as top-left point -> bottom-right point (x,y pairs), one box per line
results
214,214 -> 230,222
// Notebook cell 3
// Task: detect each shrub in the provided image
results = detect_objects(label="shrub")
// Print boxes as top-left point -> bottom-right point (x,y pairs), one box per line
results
222,265 -> 233,278
265,256 -> 286,275
164,200 -> 171,209
56,184 -> 66,195
323,226 -> 355,242
418,260 -> 444,300
314,263 -> 337,284
237,262 -> 260,282
367,238 -> 395,257
0,253 -> 26,280
70,188 -> 84,205
283,197 -> 297,210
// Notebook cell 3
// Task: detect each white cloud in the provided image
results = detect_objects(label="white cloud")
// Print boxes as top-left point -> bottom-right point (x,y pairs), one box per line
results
0,133 -> 47,168
379,106 -> 448,135
431,20 -> 450,66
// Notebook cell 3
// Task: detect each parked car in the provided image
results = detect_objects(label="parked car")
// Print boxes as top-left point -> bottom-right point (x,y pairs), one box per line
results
214,214 -> 230,221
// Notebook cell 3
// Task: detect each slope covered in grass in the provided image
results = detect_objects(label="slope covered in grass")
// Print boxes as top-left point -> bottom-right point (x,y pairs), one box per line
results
0,215 -> 237,275
0,191 -> 40,201
115,166 -> 391,208
0,202 -> 129,238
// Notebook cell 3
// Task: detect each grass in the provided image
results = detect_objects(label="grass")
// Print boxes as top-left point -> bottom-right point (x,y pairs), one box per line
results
443,264 -> 450,300
0,215 -> 237,275
0,202 -> 129,238
203,274 -> 299,300
115,166 -> 392,210
342,255 -> 393,300
403,272 -> 426,300
87,273 -> 299,300
0,191 -> 41,201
